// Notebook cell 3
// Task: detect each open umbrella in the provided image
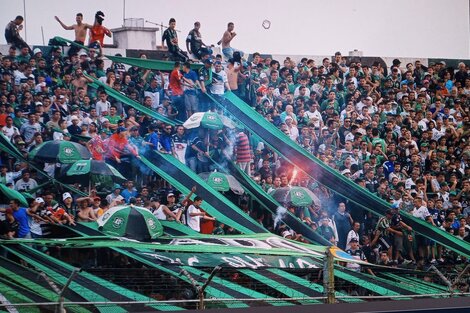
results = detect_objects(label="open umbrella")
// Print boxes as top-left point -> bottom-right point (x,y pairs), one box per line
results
198,171 -> 245,195
96,205 -> 163,241
29,141 -> 91,164
0,183 -> 29,206
269,186 -> 320,207
59,159 -> 126,189
183,111 -> 235,130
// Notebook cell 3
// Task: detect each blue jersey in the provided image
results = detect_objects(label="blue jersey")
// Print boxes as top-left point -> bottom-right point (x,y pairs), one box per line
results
13,207 -> 30,238
183,70 -> 198,95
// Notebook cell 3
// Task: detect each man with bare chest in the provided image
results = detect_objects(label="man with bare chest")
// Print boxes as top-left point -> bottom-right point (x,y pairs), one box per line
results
72,68 -> 92,94
218,22 -> 243,60
55,13 -> 92,57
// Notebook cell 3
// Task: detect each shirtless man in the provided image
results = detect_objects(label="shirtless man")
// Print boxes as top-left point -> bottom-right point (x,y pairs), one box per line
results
55,13 -> 92,57
218,22 -> 243,60
72,67 -> 93,94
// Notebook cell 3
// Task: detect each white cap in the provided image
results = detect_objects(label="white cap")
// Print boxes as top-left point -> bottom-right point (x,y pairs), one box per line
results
35,197 -> 45,204
79,51 -> 88,57
115,195 -> 124,202
62,192 -> 72,201
33,48 -> 42,55
341,169 -> 351,175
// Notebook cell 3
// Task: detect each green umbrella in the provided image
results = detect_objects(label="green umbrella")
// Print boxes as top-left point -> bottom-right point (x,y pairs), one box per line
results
0,183 -> 29,206
269,186 -> 320,207
60,159 -> 126,186
183,111 -> 234,130
198,171 -> 245,195
96,205 -> 163,241
29,141 -> 92,164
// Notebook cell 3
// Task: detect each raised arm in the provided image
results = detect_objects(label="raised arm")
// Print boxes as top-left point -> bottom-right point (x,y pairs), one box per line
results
55,16 -> 74,30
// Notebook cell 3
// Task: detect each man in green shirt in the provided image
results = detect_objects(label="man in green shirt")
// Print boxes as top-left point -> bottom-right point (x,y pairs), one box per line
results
104,105 -> 120,130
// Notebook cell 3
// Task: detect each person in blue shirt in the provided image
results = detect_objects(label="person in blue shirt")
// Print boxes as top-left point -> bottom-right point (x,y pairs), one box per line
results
7,199 -> 30,238
145,124 -> 160,151
121,180 -> 137,203
383,153 -> 397,180
159,124 -> 175,155
181,62 -> 202,119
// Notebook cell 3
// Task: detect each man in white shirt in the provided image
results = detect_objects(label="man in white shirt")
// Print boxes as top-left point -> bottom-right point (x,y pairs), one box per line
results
284,116 -> 299,141
304,102 -> 323,129
14,170 -> 38,197
210,61 -> 230,95
1,116 -> 20,140
0,165 -> 21,185
346,221 -> 361,250
187,196 -> 214,232
411,196 -> 430,220
95,91 -> 111,117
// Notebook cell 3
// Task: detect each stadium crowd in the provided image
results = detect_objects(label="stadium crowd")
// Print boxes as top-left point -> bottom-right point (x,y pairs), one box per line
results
0,13 -> 469,270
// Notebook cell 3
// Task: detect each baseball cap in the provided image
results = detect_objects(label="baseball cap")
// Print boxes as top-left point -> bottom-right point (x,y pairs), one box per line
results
167,193 -> 175,198
349,238 -> 359,243
33,48 -> 42,55
117,126 -> 127,133
35,197 -> 45,204
204,58 -> 213,64
115,195 -> 124,202
62,192 -> 72,201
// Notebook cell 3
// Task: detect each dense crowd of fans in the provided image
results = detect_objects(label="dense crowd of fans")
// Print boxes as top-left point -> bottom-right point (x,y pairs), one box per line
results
0,14 -> 469,272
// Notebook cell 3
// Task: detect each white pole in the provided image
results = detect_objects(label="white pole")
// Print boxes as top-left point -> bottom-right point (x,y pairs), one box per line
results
41,26 -> 45,45
123,0 -> 126,26
23,0 -> 27,42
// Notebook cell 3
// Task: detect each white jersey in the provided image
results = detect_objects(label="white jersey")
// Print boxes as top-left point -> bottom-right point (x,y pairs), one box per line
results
1,125 -> 20,140
153,205 -> 167,220
187,204 -> 202,232
210,70 -> 228,95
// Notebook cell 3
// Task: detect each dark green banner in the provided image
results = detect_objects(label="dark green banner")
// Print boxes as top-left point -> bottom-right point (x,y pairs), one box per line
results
223,92 -> 470,259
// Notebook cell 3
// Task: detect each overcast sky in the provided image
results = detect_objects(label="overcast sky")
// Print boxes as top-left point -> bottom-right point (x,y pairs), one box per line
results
1,0 -> 469,59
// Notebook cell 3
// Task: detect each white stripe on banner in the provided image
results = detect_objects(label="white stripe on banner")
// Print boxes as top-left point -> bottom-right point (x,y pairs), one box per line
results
0,293 -> 19,313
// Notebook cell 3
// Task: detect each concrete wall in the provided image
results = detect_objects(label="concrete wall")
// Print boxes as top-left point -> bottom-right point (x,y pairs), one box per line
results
112,27 -> 158,50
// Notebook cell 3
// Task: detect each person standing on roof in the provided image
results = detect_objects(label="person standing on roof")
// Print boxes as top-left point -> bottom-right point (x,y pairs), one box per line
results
4,15 -> 30,50
218,22 -> 243,60
55,13 -> 92,57
162,18 -> 187,62
89,11 -> 111,51
186,21 -> 213,60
